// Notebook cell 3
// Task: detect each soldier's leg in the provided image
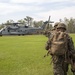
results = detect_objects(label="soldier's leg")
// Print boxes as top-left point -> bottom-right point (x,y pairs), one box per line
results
52,55 -> 65,75
62,62 -> 69,75
53,63 -> 64,75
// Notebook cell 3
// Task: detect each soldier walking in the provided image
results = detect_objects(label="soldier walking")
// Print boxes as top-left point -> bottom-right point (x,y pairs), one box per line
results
45,22 -> 75,75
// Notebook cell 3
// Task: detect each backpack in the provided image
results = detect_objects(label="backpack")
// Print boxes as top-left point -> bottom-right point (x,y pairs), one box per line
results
50,31 -> 68,55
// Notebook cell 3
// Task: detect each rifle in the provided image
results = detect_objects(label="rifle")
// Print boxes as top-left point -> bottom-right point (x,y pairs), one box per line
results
44,49 -> 51,57
44,36 -> 53,58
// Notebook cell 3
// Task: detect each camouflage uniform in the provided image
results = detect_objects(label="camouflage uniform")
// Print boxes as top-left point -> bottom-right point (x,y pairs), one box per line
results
52,23 -> 75,75
54,22 -> 60,29
51,22 -> 60,36
68,37 -> 75,75
45,23 -> 75,75
45,22 -> 59,50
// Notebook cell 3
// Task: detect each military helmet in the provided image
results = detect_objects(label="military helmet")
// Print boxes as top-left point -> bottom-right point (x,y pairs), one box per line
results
57,23 -> 66,30
54,22 -> 60,28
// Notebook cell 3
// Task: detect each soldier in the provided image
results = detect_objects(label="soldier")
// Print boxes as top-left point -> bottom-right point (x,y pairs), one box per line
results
51,22 -> 60,35
54,22 -> 59,29
45,22 -> 75,75
51,23 -> 68,75
45,22 -> 59,50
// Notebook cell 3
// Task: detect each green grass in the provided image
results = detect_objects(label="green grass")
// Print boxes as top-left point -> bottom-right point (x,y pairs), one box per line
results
0,34 -> 75,75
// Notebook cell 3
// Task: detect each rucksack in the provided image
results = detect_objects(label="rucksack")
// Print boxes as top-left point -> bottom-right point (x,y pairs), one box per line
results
50,31 -> 68,55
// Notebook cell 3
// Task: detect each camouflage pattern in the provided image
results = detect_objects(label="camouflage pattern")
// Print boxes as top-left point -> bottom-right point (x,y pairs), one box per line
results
45,22 -> 59,51
54,22 -> 60,29
45,22 -> 75,75
66,36 -> 75,75
57,23 -> 66,30
52,55 -> 68,75
52,35 -> 69,75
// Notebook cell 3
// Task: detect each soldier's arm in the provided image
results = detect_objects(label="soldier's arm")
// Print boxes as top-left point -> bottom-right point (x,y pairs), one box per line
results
68,36 -> 75,53
67,35 -> 75,73
45,38 -> 51,50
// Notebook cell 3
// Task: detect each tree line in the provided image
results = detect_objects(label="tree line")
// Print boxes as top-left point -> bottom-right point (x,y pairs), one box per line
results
1,16 -> 43,28
64,17 -> 75,33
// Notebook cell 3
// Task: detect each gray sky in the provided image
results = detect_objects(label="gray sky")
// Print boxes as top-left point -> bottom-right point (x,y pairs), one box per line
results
0,0 -> 75,23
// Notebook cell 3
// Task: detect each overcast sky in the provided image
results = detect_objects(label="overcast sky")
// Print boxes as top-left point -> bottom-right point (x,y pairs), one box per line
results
0,0 -> 75,23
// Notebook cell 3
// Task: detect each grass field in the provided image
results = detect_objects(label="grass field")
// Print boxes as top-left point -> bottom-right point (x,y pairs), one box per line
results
0,34 -> 75,75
